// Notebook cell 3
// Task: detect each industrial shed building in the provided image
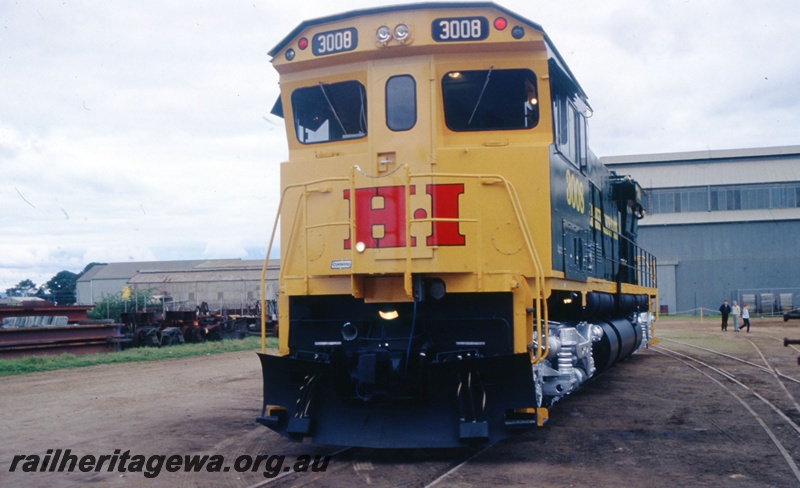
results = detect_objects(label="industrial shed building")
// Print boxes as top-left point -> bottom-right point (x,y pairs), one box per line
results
76,260 -> 206,305
603,145 -> 800,315
76,259 -> 280,312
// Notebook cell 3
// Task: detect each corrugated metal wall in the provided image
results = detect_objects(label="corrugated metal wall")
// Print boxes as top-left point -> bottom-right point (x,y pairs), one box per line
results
640,221 -> 800,315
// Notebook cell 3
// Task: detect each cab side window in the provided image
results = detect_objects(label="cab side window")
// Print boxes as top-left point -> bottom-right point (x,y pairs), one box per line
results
554,92 -> 587,171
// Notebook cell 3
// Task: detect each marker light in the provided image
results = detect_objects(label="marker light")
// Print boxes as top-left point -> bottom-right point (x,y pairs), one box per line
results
376,25 -> 392,43
494,17 -> 508,30
394,23 -> 409,41
341,322 -> 358,341
428,278 -> 446,300
378,309 -> 399,320
298,37 -> 309,50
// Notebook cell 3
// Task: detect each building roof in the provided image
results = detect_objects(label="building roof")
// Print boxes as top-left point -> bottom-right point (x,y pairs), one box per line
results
77,259 -> 279,283
77,264 -> 106,281
641,207 -> 800,227
194,259 -> 279,270
76,260 -> 208,282
603,145 -> 800,188
128,260 -> 279,285
128,269 -> 276,285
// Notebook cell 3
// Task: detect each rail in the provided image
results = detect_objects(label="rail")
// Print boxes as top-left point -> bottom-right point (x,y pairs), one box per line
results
260,166 -> 549,361
614,231 -> 658,290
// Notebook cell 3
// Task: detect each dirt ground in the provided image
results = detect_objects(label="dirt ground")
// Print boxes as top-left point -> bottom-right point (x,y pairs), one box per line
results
2,317 -> 800,487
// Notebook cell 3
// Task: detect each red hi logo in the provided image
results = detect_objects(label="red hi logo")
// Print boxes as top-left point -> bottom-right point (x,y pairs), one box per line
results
343,184 -> 466,249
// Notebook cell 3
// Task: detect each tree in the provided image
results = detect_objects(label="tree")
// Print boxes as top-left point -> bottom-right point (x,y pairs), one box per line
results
42,270 -> 79,305
87,289 -> 154,322
5,279 -> 38,298
6,268 -> 84,304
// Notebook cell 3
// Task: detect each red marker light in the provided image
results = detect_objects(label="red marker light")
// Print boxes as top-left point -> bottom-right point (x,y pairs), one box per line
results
494,17 -> 508,30
298,37 -> 309,50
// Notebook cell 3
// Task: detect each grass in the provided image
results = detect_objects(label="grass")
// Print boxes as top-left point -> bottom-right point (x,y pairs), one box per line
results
652,315 -> 777,354
0,336 -> 278,377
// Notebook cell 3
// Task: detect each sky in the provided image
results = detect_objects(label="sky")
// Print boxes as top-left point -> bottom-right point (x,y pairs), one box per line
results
2,0 -> 799,289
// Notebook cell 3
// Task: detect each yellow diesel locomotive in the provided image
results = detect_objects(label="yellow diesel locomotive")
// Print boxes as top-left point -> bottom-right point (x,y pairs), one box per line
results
258,2 -> 657,448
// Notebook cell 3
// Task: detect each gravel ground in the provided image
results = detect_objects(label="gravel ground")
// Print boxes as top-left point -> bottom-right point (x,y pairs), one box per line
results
2,316 -> 800,487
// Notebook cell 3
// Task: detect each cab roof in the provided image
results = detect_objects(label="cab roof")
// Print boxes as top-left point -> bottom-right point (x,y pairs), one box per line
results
267,2 -> 587,101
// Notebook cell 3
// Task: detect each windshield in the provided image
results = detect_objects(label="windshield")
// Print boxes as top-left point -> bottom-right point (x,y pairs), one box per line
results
442,68 -> 539,131
291,80 -> 367,144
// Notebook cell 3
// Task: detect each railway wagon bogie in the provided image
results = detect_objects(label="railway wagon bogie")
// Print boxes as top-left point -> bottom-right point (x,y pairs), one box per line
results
257,2 -> 657,448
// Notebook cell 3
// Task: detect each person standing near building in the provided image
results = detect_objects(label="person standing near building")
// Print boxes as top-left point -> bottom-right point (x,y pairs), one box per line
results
719,299 -> 731,331
731,300 -> 741,331
742,304 -> 751,333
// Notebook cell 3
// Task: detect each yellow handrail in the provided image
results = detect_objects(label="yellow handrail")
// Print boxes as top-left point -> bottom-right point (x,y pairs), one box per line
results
404,165 -> 414,297
261,170 -> 550,361
260,176 -> 349,353
408,171 -> 549,361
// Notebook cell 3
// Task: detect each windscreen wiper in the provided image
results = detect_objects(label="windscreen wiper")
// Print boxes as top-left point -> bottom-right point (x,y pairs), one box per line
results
319,82 -> 348,135
468,66 -> 494,125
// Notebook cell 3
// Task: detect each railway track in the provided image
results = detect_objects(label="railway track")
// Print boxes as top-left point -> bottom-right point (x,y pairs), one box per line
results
241,445 -> 492,487
654,335 -> 800,483
158,319 -> 800,487
245,330 -> 800,487
239,334 -> 800,487
226,326 -> 800,487
8,318 -> 800,487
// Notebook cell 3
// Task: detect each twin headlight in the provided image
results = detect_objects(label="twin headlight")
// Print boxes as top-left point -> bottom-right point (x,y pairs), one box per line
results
376,24 -> 410,44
